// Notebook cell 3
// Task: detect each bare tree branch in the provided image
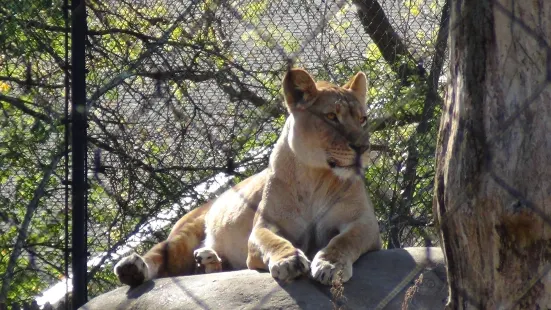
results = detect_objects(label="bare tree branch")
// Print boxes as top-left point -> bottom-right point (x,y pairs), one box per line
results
0,76 -> 65,89
86,0 -> 206,109
390,0 -> 450,248
352,0 -> 425,82
0,9 -> 67,33
0,93 -> 55,124
0,149 -> 64,303
370,112 -> 424,132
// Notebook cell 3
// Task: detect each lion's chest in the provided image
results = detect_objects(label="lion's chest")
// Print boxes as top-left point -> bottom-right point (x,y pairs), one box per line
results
287,180 -> 346,257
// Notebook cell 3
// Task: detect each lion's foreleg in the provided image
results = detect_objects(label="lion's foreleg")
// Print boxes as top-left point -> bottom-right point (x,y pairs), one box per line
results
247,223 -> 310,282
311,219 -> 380,285
246,177 -> 312,282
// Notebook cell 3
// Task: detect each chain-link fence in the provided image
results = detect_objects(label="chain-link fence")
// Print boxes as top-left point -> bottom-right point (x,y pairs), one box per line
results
84,0 -> 449,300
0,0 -> 72,309
1,0 -> 451,308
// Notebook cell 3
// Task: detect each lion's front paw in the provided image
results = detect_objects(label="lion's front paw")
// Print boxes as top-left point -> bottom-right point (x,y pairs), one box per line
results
194,247 -> 223,273
310,252 -> 352,285
114,253 -> 150,287
269,249 -> 310,282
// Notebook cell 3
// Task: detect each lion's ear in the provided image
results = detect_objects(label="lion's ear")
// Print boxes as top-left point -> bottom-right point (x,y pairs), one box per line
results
343,72 -> 368,105
282,68 -> 318,111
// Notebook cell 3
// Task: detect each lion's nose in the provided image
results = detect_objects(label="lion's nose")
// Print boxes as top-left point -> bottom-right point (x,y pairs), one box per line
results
348,143 -> 369,154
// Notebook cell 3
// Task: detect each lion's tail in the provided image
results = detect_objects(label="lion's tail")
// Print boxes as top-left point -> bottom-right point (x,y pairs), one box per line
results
142,201 -> 212,278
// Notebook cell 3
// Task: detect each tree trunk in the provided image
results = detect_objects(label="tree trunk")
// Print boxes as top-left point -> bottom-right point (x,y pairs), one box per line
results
434,0 -> 551,309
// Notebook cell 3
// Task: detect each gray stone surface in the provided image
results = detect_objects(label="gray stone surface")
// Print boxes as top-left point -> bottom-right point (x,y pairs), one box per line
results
80,247 -> 448,310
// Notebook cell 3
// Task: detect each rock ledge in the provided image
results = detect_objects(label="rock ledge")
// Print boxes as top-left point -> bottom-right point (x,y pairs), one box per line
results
80,247 -> 447,310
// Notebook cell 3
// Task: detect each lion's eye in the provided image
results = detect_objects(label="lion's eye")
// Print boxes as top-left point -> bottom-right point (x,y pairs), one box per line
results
360,116 -> 368,127
326,112 -> 338,122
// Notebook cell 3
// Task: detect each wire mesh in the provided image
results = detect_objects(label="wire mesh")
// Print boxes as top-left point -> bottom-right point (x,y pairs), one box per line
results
0,0 -> 72,308
1,0 -> 447,308
83,0 -> 449,305
1,0 -> 448,308
5,0 -> 548,309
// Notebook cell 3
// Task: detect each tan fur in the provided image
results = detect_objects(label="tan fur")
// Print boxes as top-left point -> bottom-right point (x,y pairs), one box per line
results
114,69 -> 381,287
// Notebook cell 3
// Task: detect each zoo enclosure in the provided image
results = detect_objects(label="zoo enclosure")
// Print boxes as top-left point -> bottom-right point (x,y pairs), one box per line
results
0,0 -> 449,308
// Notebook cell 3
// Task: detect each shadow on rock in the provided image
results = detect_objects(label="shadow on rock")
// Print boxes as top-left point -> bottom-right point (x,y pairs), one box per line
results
126,280 -> 155,298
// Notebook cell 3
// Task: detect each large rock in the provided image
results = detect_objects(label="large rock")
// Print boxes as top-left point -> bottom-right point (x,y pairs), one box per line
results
81,247 -> 448,310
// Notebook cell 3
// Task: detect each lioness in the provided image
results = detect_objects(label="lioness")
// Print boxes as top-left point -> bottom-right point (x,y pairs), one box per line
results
114,68 -> 381,286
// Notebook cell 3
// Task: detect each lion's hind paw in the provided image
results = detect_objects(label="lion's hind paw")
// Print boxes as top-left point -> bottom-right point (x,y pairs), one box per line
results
114,253 -> 150,287
194,247 -> 223,274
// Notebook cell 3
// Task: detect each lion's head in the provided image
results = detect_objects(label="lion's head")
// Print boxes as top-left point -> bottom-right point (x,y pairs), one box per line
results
282,68 -> 371,179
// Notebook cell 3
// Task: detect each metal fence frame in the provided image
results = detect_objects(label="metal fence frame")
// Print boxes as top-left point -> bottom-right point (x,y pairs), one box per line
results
70,0 -> 88,307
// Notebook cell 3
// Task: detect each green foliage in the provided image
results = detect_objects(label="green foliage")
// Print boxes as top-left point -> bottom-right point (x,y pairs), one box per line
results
0,0 -> 69,305
404,0 -> 423,17
0,91 -> 66,305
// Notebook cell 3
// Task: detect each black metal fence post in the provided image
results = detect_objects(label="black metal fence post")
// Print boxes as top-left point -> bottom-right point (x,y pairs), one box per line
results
71,0 -> 88,307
